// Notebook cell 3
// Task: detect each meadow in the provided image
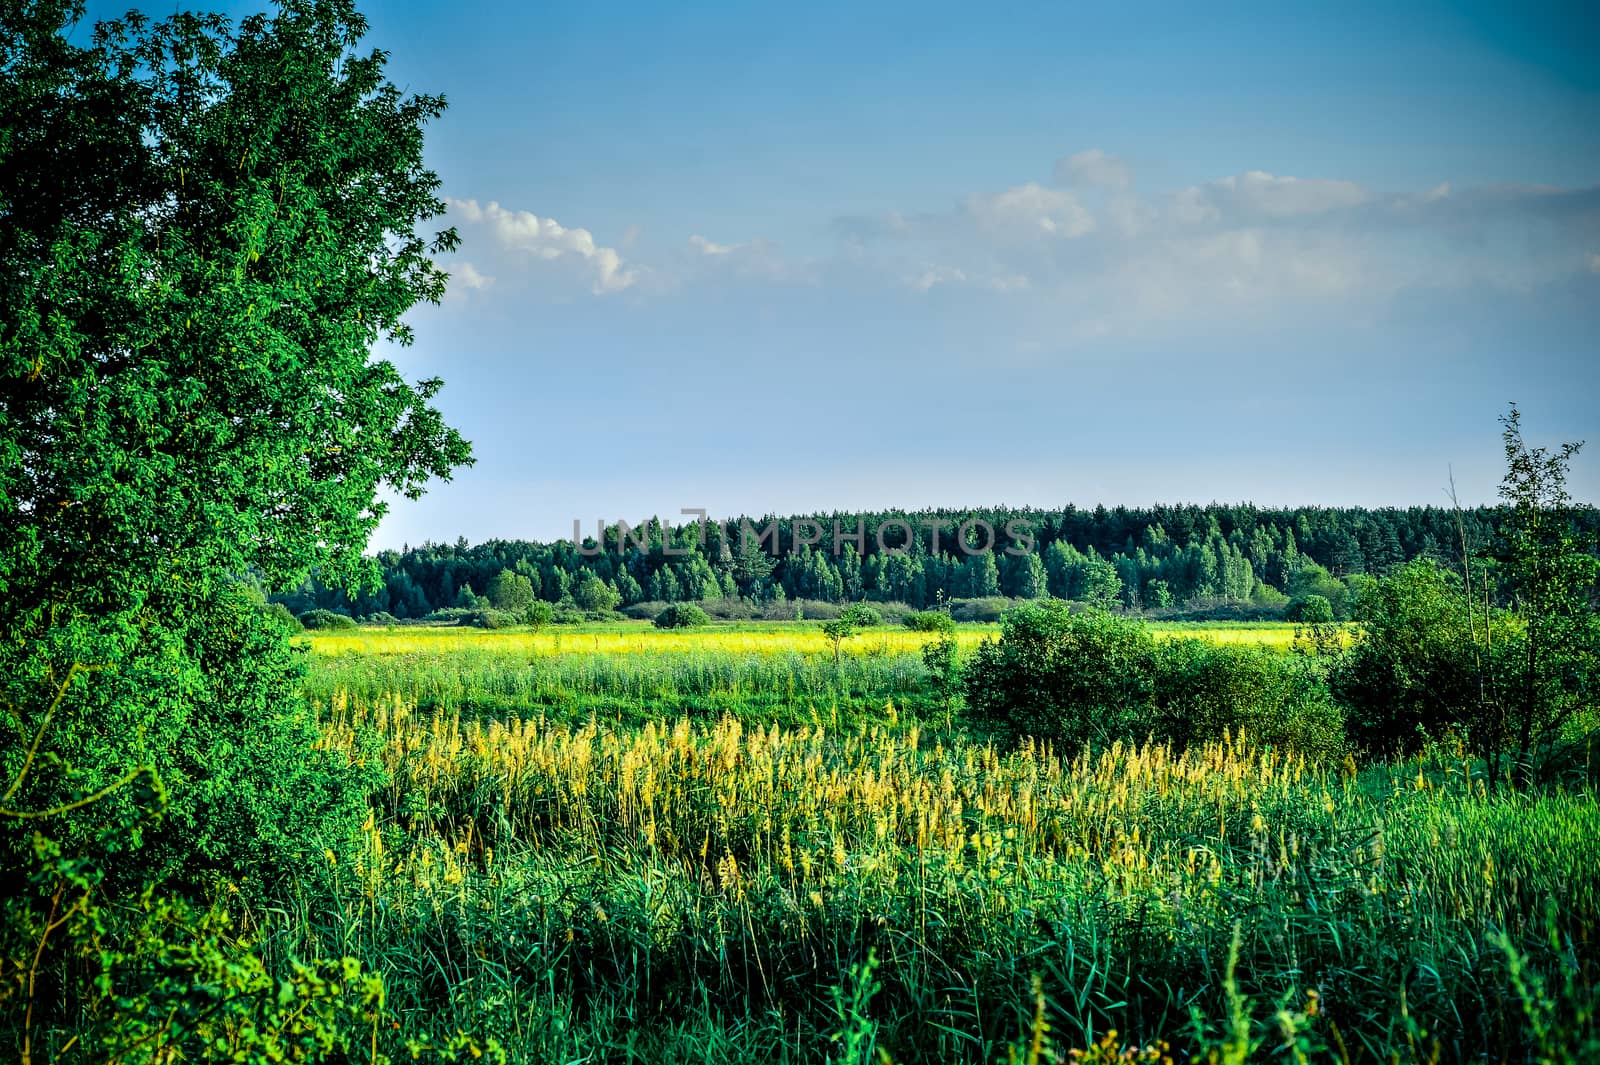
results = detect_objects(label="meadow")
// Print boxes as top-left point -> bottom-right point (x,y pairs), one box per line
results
272,619 -> 1599,1062
300,621 -> 1314,725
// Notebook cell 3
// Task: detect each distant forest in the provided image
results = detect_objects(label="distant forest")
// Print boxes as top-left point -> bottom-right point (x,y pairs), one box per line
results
274,504 -> 1600,621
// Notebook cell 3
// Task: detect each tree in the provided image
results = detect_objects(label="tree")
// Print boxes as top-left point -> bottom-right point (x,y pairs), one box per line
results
1493,405 -> 1599,779
0,0 -> 469,885
486,568 -> 536,613
961,551 -> 1000,598
574,573 -> 622,613
821,604 -> 877,665
922,634 -> 963,728
522,600 -> 554,632
1287,593 -> 1334,624
1331,561 -> 1499,757
1079,553 -> 1123,608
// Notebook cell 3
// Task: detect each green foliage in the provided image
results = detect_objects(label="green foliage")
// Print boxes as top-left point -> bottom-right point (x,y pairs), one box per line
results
282,501 -> 1571,620
485,568 -> 536,613
845,603 -> 882,627
820,618 -> 859,666
2,830 -> 503,1064
903,610 -> 957,634
921,634 -> 963,724
1151,640 -> 1346,760
1286,564 -> 1351,619
521,599 -> 554,631
574,573 -> 622,613
654,602 -> 711,629
265,600 -> 305,632
1494,404 -> 1600,777
0,0 -> 468,898
2,583 -> 376,892
1331,561 -> 1492,756
1285,592 -> 1333,624
965,603 -> 1344,757
298,608 -> 358,631
964,604 -> 1157,748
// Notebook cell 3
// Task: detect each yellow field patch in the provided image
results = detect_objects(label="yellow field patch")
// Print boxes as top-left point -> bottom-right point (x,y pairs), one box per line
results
304,620 -> 1329,658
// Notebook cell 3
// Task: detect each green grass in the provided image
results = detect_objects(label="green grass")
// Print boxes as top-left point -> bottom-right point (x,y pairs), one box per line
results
279,622 -> 1600,1062
264,705 -> 1600,1063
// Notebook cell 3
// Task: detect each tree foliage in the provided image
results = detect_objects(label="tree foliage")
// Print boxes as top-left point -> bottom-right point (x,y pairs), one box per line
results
0,0 -> 469,886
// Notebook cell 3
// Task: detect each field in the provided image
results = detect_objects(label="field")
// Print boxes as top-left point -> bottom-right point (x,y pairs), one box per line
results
304,619 -> 1312,657
301,621 -> 1315,725
275,619 -> 1600,1062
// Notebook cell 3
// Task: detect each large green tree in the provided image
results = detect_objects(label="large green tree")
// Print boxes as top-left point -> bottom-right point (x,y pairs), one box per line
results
0,0 -> 470,885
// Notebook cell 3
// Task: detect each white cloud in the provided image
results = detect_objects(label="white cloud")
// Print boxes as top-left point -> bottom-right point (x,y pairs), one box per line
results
450,198 -> 636,294
909,265 -> 967,291
1174,170 -> 1368,223
689,234 -> 736,256
1589,252 -> 1600,274
967,183 -> 1096,238
1054,148 -> 1133,190
451,261 -> 494,291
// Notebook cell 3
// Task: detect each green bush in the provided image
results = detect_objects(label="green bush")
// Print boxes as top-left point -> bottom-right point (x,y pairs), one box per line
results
523,600 -> 555,631
1285,593 -> 1334,623
1152,639 -> 1346,760
902,610 -> 956,634
950,597 -> 1014,623
297,608 -> 357,631
964,604 -> 1157,748
3,583 -> 375,895
263,601 -> 303,632
963,603 -> 1344,758
654,603 -> 712,629
1331,561 -> 1501,756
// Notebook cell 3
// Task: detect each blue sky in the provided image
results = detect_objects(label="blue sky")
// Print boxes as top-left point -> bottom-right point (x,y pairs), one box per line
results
109,1 -> 1600,544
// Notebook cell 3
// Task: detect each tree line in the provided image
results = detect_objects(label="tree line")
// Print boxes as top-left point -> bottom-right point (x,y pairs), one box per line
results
275,502 -> 1598,621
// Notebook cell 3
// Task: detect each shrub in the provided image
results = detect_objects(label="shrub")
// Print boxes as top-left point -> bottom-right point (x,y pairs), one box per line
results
1285,593 -> 1334,624
263,601 -> 303,632
950,597 -> 1013,623
422,607 -> 481,625
1151,639 -> 1346,760
699,597 -> 758,621
361,610 -> 400,626
655,603 -> 712,629
622,600 -> 669,622
296,608 -> 357,631
964,604 -> 1157,748
1330,561 -> 1499,756
846,604 -> 882,627
523,600 -> 555,631
573,574 -> 622,613
3,584 -> 375,895
903,610 -> 956,634
760,598 -> 841,621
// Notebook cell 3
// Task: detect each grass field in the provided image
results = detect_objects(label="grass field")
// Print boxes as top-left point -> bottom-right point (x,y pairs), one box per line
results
301,620 -> 1322,725
275,693 -> 1599,1063
304,618 -> 1316,657
282,618 -> 1597,1061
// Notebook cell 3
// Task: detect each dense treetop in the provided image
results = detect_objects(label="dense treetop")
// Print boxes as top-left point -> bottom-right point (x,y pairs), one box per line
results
281,502 -> 1598,620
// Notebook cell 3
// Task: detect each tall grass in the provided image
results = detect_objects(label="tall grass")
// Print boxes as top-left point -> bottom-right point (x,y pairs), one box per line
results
257,696 -> 1599,1063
